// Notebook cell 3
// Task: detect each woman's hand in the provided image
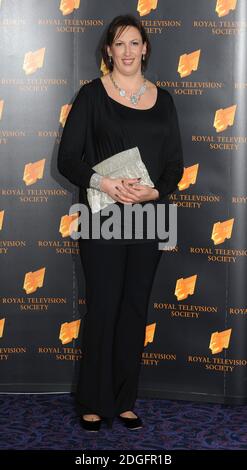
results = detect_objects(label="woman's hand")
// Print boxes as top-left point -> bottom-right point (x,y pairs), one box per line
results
121,181 -> 160,203
100,177 -> 159,204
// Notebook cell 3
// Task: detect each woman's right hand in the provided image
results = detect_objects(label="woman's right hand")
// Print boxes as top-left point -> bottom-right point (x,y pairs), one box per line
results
100,176 -> 141,204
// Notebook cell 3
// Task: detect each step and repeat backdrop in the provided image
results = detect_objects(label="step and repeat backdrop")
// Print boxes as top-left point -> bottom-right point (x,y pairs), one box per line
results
0,0 -> 246,404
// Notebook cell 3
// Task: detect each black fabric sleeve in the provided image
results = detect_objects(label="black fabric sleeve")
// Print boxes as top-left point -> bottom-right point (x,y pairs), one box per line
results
154,94 -> 184,200
57,85 -> 96,188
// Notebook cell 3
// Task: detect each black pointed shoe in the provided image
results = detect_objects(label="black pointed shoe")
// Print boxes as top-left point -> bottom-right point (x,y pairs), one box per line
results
80,416 -> 102,432
117,413 -> 143,430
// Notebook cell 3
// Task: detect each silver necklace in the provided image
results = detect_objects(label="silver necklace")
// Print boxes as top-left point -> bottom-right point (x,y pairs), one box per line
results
109,72 -> 147,106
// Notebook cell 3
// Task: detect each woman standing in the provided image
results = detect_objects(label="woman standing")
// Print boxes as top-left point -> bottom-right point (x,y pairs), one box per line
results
57,14 -> 184,431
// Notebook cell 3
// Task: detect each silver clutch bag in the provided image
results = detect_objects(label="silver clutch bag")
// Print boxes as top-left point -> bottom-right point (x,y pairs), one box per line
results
86,146 -> 154,214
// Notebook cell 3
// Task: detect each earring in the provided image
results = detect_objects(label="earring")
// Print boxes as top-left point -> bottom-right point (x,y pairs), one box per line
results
142,54 -> 145,61
109,55 -> 112,63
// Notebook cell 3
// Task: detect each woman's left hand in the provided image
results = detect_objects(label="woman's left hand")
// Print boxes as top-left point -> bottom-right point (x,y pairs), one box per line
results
119,181 -> 159,203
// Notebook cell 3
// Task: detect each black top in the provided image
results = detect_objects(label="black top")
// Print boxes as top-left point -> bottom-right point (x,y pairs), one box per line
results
57,77 -> 184,244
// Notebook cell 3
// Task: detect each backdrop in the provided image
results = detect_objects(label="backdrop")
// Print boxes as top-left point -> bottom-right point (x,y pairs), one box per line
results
0,0 -> 246,404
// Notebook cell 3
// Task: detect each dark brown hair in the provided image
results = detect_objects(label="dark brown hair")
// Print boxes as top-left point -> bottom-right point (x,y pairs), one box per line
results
101,14 -> 151,73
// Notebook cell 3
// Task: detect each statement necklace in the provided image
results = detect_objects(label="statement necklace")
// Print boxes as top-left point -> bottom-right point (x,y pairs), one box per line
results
109,72 -> 147,106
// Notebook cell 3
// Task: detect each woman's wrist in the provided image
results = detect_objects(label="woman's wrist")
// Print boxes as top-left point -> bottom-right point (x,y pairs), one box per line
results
152,188 -> 160,200
100,176 -> 111,192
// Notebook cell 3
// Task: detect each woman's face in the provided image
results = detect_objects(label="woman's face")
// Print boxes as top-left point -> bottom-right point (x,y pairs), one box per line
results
107,26 -> 147,76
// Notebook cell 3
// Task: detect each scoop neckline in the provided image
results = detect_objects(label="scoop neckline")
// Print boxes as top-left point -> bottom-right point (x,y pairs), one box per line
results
98,76 -> 159,111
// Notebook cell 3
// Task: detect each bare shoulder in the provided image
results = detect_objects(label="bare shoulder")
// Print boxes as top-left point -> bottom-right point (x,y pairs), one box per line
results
145,79 -> 157,90
145,79 -> 158,102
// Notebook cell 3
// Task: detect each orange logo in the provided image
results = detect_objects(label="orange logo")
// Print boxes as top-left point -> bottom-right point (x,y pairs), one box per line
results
0,210 -> 4,231
59,320 -> 81,344
0,318 -> 5,338
59,0 -> 80,16
23,48 -> 45,75
60,103 -> 72,127
23,159 -> 46,186
59,213 -> 79,238
0,99 -> 4,120
178,50 -> 201,78
211,218 -> 234,245
23,267 -> 46,294
214,105 -> 237,133
144,323 -> 156,347
175,275 -> 197,301
209,329 -> 232,354
215,0 -> 237,18
178,164 -> 199,191
137,0 -> 158,16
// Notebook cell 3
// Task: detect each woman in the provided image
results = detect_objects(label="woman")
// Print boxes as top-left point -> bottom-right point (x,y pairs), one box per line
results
57,14 -> 184,432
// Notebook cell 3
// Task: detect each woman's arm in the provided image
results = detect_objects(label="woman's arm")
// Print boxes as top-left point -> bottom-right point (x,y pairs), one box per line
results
57,85 -> 96,189
154,94 -> 184,200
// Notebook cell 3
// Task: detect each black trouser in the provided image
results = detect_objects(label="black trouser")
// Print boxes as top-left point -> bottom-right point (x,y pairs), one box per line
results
75,240 -> 163,419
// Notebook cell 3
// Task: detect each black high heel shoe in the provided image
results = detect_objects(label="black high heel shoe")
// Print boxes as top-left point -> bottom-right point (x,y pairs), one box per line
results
117,413 -> 143,430
80,416 -> 102,432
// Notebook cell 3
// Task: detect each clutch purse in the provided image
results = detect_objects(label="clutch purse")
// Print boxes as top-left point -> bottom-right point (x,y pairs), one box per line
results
86,146 -> 154,214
